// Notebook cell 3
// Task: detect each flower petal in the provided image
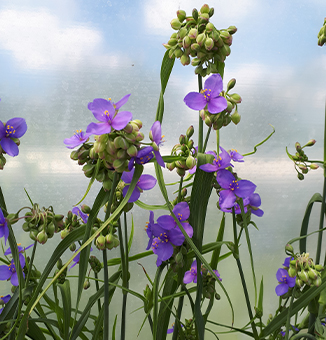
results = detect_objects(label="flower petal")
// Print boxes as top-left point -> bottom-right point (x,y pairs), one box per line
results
184,92 -> 206,110
5,118 -> 27,138
111,111 -> 133,131
216,169 -> 235,189
204,73 -> 223,97
0,138 -> 19,157
168,228 -> 185,246
180,222 -> 193,238
121,169 -> 135,184
153,241 -> 173,262
150,121 -> 162,144
86,122 -> 111,135
122,185 -> 140,203
183,271 -> 195,284
137,174 -> 157,190
235,180 -> 256,198
157,215 -> 175,230
88,99 -> 114,121
207,96 -> 227,114
10,272 -> 19,286
114,94 -> 131,110
173,202 -> 190,221
0,265 -> 11,280
275,283 -> 288,296
154,150 -> 165,168
219,190 -> 236,209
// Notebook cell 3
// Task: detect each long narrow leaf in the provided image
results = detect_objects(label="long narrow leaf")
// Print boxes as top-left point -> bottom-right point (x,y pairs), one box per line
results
58,280 -> 72,339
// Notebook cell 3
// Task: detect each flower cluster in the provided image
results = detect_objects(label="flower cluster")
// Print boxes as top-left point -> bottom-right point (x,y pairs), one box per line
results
145,202 -> 193,266
164,4 -> 236,76
318,18 -> 326,46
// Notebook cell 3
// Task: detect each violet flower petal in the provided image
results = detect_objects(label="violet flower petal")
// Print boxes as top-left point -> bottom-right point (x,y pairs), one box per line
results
111,111 -> 133,131
157,215 -> 175,230
137,174 -> 157,190
86,122 -> 111,135
204,73 -> 223,97
0,138 -> 19,157
219,190 -> 236,209
207,96 -> 228,114
235,180 -> 256,198
114,94 -> 131,110
173,202 -> 190,221
5,118 -> 27,138
184,92 -> 207,110
88,99 -> 115,121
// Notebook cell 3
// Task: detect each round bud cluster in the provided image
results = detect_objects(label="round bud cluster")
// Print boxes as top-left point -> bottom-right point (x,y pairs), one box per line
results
107,181 -> 134,215
164,4 -> 237,76
94,221 -> 120,251
200,78 -> 241,130
289,140 -> 318,180
170,246 -> 188,272
55,259 -> 67,284
201,266 -> 222,300
317,18 -> 326,46
183,318 -> 196,340
70,119 -> 144,191
288,253 -> 323,288
89,255 -> 102,274
22,204 -> 64,244
166,126 -> 197,177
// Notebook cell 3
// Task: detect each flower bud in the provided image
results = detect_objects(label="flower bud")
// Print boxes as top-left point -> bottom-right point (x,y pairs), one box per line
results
298,270 -> 309,283
308,268 -> 318,280
227,78 -> 236,92
180,53 -> 190,66
37,230 -> 48,244
168,38 -> 178,46
196,33 -> 206,46
200,4 -> 210,14
192,8 -> 198,21
177,10 -> 186,22
206,22 -> 214,33
315,264 -> 324,271
313,276 -> 322,287
96,234 -> 106,250
288,266 -> 297,277
69,243 -> 76,252
84,280 -> 91,290
127,145 -> 138,157
186,125 -> 194,138
179,134 -> 187,145
231,110 -> 241,125
191,58 -> 201,66
204,37 -> 214,51
228,93 -> 242,104
186,155 -> 196,169
183,36 -> 191,49
297,173 -> 304,180
166,162 -> 176,171
295,277 -> 304,288
170,18 -> 182,30
285,243 -> 294,253
176,167 -> 185,177
310,163 -> 319,170
304,139 -> 316,147
188,28 -> 198,39
227,26 -> 237,35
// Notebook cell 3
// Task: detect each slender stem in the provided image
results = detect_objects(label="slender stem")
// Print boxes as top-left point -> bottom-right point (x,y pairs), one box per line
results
25,240 -> 37,285
198,74 -> 203,153
0,186 -> 7,213
102,249 -> 109,340
316,176 -> 326,265
172,287 -> 185,340
152,265 -> 165,340
147,314 -> 153,334
94,272 -> 101,315
284,287 -> 296,340
177,177 -> 184,203
202,126 -> 212,153
216,129 -> 220,156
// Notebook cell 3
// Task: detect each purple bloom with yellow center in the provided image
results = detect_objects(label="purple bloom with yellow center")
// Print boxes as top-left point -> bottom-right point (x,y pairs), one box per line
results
64,129 -> 91,149
0,208 -> 8,245
183,260 -> 198,284
4,243 -> 33,257
0,256 -> 25,286
275,268 -> 296,296
86,95 -> 132,135
128,146 -> 154,171
184,73 -> 227,114
121,168 -> 157,203
156,202 -> 193,238
220,193 -> 263,217
199,147 -> 231,173
216,169 -> 256,210
229,149 -> 244,162
0,294 -> 11,315
144,211 -> 162,250
0,118 -> 27,156
167,323 -> 183,334
72,206 -> 88,224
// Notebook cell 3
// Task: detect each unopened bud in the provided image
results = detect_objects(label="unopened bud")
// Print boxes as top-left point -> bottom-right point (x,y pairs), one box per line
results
295,277 -> 304,288
177,10 -> 186,22
304,139 -> 316,147
297,173 -> 304,180
192,8 -> 198,21
288,266 -> 296,277
186,125 -> 194,138
298,270 -> 309,283
204,37 -> 214,51
295,142 -> 301,151
228,93 -> 242,104
227,26 -> 237,35
84,280 -> 91,290
69,243 -> 76,251
196,33 -> 206,46
166,162 -> 176,171
186,155 -> 196,169
285,243 -> 294,253
313,276 -> 322,287
310,163 -> 319,170
183,36 -> 191,49
37,230 -> 48,244
227,78 -> 236,92
170,18 -> 182,30
188,28 -> 198,39
96,235 -> 106,250
200,4 -> 210,14
180,53 -> 190,66
231,110 -> 241,125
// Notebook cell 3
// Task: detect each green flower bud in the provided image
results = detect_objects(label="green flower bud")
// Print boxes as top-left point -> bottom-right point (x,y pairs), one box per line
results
127,145 -> 138,157
188,28 -> 198,39
227,26 -> 237,35
221,44 -> 231,57
123,123 -> 133,134
206,22 -> 214,33
116,149 -> 128,160
176,167 -> 186,177
132,119 -> 142,129
37,230 -> 48,244
192,8 -> 198,21
168,38 -> 178,46
204,37 -> 214,51
181,188 -> 187,197
200,4 -> 210,14
310,163 -> 319,170
186,125 -> 194,138
297,173 -> 304,180
304,139 -> 316,147
186,155 -> 196,169
170,18 -> 182,30
136,132 -> 144,142
191,58 -> 201,66
227,78 -> 236,92
177,10 -> 186,22
46,222 -> 56,238
60,228 -> 69,239
180,53 -> 190,66
285,243 -> 294,253
199,13 -> 209,22
166,162 -> 176,171
231,110 -> 241,125
298,270 -> 309,283
196,33 -> 206,46
82,163 -> 95,178
315,264 -> 324,271
308,268 -> 318,280
209,7 -> 214,17
295,277 -> 304,288
228,93 -> 242,104
22,222 -> 30,232
288,266 -> 297,278
313,276 -> 322,287
96,235 -> 106,250
84,280 -> 91,290
173,47 -> 182,58
183,36 -> 191,49
69,243 -> 76,252
94,141 -> 106,153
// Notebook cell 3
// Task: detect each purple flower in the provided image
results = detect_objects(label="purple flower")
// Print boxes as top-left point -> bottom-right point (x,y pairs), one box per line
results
149,121 -> 165,168
86,96 -> 132,135
64,130 -> 91,149
275,268 -> 296,296
156,202 -> 193,238
283,256 -> 294,268
128,146 -> 154,171
145,211 -> 161,250
183,260 -> 198,284
70,246 -> 93,270
248,193 -> 264,217
121,168 -> 157,203
0,256 -> 25,286
229,149 -> 244,162
72,206 -> 88,224
0,208 -> 8,245
0,118 -> 27,156
216,169 -> 256,209
0,294 -> 11,315
167,323 -> 183,334
4,243 -> 33,256
184,74 -> 227,114
212,269 -> 222,282
199,147 -> 232,173
280,330 -> 286,337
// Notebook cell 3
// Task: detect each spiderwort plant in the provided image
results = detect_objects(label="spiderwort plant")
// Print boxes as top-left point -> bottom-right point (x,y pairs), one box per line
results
63,130 -> 91,149
0,208 -> 8,245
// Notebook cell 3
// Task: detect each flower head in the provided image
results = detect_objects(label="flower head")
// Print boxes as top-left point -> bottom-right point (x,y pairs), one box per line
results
0,118 -> 27,156
229,149 -> 244,162
167,323 -> 183,334
0,208 -> 8,245
86,96 -> 132,135
70,246 -> 93,270
0,257 -> 25,286
122,168 -> 157,203
0,294 -> 11,315
144,211 -> 161,250
275,268 -> 296,296
72,206 -> 88,224
149,121 -> 165,168
199,147 -> 232,173
183,260 -> 198,284
216,169 -> 256,209
128,146 -> 154,171
184,74 -> 227,114
4,243 -> 33,256
64,130 -> 91,149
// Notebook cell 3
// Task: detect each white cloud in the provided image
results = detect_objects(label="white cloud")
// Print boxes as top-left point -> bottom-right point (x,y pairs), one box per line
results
0,9 -> 125,70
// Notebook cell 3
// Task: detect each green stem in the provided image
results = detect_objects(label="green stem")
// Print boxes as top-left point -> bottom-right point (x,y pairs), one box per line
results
0,186 -> 7,213
177,177 -> 184,203
316,176 -> 326,265
152,265 -> 165,340
202,126 -> 212,153
102,249 -> 109,340
95,272 -> 101,315
172,287 -> 185,340
25,240 -> 37,285
198,74 -> 203,153
216,129 -> 220,156
284,287 -> 296,340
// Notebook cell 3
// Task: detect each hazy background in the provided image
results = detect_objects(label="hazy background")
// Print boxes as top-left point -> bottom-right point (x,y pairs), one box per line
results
0,0 -> 326,338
